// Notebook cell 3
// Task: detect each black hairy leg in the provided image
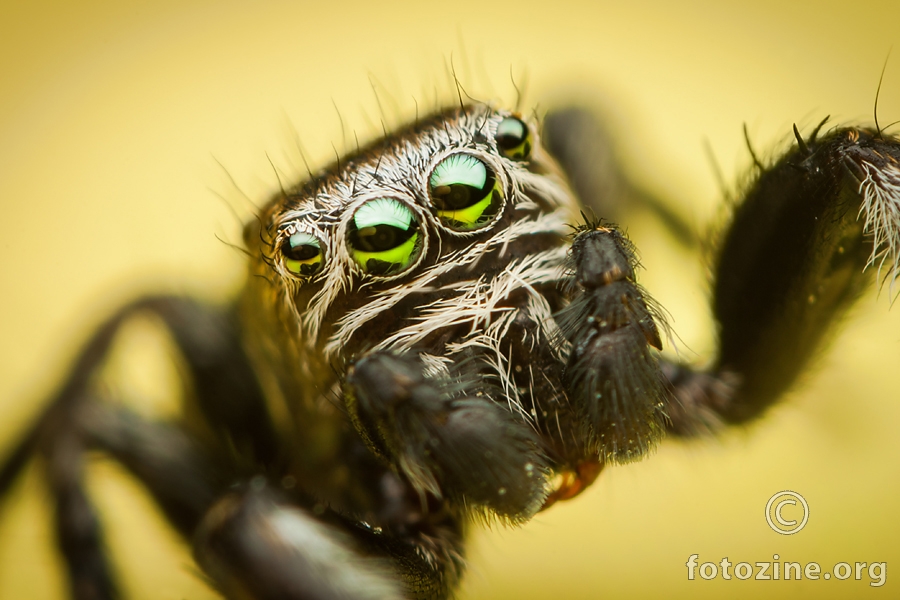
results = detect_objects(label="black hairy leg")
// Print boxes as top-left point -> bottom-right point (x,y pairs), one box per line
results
45,413 -> 118,600
193,485 -> 406,600
541,106 -> 698,248
554,224 -> 668,462
663,125 -> 900,434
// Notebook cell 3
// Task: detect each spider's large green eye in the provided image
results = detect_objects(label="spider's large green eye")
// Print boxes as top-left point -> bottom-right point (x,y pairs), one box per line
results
495,116 -> 532,160
281,232 -> 324,277
348,198 -> 422,276
429,154 -> 503,231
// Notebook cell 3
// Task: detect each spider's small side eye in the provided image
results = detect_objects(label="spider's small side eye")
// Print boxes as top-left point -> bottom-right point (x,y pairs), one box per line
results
281,232 -> 325,277
429,153 -> 504,231
348,198 -> 423,276
495,116 -> 532,160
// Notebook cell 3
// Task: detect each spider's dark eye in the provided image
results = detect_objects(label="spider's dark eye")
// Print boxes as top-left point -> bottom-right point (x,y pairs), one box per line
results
495,116 -> 532,160
281,232 -> 324,277
348,198 -> 422,276
429,154 -> 504,231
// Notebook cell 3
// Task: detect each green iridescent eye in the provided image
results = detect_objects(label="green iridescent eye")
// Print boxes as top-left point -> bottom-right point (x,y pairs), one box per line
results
281,231 -> 324,277
348,198 -> 422,275
495,116 -> 532,160
429,154 -> 503,231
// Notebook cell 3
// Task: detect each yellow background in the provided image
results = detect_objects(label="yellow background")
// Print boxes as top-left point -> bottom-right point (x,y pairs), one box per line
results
1,1 -> 899,598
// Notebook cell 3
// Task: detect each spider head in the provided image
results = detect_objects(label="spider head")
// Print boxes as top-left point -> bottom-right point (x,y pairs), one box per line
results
245,105 -> 581,395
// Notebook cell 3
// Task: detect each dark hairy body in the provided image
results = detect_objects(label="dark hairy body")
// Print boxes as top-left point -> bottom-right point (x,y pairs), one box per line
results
1,100 -> 898,599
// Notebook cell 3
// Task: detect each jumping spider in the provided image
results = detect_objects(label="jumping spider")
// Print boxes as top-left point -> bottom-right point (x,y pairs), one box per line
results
1,99 -> 899,599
